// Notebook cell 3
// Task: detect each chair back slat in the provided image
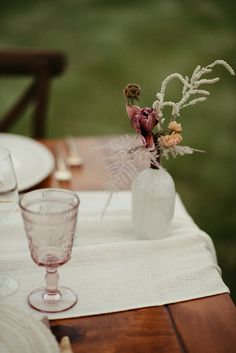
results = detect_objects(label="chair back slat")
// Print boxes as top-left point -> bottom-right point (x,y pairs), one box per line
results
0,50 -> 67,138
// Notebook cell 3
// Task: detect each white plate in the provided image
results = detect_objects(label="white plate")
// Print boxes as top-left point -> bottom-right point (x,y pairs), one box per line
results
0,304 -> 59,353
0,133 -> 54,192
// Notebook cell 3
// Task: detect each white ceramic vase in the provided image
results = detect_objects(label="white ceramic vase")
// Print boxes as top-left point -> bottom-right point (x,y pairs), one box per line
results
131,167 -> 175,239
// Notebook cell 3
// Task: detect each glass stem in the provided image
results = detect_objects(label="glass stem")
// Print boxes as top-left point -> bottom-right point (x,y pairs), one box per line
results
43,267 -> 61,301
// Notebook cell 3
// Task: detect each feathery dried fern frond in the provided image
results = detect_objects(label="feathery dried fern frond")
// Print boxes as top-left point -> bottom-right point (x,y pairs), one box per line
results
99,135 -> 159,216
101,135 -> 159,192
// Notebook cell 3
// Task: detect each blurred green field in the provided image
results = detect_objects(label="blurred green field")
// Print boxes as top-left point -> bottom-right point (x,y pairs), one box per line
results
0,0 -> 235,299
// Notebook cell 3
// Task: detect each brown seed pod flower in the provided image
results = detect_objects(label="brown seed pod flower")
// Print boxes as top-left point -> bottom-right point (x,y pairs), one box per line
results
123,83 -> 141,104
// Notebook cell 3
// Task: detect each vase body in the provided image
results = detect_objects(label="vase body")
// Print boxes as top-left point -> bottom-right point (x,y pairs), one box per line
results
131,167 -> 175,239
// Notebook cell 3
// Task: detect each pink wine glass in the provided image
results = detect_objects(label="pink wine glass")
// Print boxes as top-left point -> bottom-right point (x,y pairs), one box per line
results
19,189 -> 80,313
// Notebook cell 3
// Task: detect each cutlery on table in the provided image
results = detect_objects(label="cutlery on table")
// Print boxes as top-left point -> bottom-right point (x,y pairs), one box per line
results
54,146 -> 72,181
65,136 -> 83,167
41,317 -> 74,353
60,336 -> 74,353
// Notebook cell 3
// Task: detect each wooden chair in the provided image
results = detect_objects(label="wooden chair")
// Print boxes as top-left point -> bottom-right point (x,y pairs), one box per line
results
0,49 -> 67,138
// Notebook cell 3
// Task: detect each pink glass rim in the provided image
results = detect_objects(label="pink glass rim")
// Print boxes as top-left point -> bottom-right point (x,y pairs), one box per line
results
19,188 -> 80,215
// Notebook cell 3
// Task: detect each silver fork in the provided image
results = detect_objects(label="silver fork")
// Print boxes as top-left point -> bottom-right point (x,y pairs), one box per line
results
54,145 -> 72,181
65,136 -> 83,167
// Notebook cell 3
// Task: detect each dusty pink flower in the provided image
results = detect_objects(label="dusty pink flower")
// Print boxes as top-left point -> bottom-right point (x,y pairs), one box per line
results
126,104 -> 159,150
160,132 -> 183,148
126,104 -> 140,118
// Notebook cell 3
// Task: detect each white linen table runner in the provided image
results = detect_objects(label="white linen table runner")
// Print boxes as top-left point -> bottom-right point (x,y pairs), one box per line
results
0,191 -> 229,320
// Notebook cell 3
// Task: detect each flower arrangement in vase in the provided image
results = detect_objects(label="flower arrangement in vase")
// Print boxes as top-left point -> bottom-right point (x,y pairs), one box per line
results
102,60 -> 234,239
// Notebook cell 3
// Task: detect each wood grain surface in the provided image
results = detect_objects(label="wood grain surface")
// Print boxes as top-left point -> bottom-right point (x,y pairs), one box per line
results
51,307 -> 182,353
168,294 -> 236,353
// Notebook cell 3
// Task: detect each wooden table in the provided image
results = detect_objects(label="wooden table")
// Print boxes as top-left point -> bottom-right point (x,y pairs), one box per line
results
37,137 -> 236,353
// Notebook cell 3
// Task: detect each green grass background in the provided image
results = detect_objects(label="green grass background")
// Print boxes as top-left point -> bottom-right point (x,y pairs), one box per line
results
0,0 -> 235,299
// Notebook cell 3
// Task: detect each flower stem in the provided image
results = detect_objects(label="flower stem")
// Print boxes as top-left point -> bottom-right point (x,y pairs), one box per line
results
151,134 -> 161,169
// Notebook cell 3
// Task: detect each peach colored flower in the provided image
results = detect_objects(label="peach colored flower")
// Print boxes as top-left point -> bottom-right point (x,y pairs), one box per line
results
168,121 -> 182,133
160,133 -> 182,148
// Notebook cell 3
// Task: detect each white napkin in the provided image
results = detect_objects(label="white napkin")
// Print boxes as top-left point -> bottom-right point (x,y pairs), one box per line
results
0,191 -> 228,320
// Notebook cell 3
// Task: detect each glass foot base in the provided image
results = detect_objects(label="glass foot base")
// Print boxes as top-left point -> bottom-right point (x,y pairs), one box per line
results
28,286 -> 78,313
0,276 -> 18,299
